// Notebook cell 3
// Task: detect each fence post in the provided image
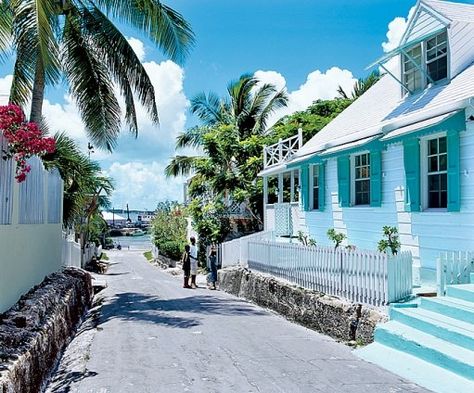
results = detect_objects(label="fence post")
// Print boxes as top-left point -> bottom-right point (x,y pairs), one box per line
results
437,255 -> 445,296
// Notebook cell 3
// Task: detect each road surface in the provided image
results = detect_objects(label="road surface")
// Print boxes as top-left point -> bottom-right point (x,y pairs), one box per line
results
45,249 -> 429,393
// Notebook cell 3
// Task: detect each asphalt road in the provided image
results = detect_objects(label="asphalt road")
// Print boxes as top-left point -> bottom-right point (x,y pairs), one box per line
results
45,249 -> 430,393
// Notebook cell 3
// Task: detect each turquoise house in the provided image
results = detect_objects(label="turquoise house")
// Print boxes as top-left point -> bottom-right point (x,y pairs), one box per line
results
260,0 -> 474,285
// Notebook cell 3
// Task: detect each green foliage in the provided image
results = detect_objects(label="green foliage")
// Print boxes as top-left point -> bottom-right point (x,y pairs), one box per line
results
297,231 -> 317,247
327,228 -> 347,249
377,226 -> 401,255
151,205 -> 187,260
338,70 -> 381,100
100,252 -> 109,261
158,241 -> 184,261
143,251 -> 153,261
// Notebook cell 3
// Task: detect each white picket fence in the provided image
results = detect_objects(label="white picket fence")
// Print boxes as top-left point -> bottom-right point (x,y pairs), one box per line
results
437,251 -> 474,295
221,231 -> 273,268
248,241 -> 413,306
62,235 -> 102,268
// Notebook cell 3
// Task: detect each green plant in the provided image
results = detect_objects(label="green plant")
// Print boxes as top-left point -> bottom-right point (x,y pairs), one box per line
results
297,230 -> 317,247
377,226 -> 401,255
159,240 -> 184,261
143,250 -> 153,262
327,228 -> 346,249
100,253 -> 109,261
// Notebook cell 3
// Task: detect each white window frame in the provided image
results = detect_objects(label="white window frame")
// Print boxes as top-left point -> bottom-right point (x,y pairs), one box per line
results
420,132 -> 448,211
351,151 -> 371,207
400,29 -> 450,95
309,164 -> 320,210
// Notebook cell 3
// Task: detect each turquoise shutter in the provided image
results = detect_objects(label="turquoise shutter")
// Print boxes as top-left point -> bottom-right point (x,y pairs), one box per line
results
337,156 -> 350,207
318,163 -> 325,211
370,150 -> 382,207
403,139 -> 421,212
447,129 -> 460,212
300,165 -> 310,211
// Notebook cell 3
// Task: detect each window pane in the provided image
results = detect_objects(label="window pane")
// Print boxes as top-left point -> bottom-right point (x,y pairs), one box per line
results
441,191 -> 447,208
428,174 -> 440,191
439,137 -> 447,154
429,192 -> 440,208
429,139 -> 438,155
312,188 -> 319,210
439,154 -> 447,171
293,170 -> 300,202
355,155 -> 360,166
427,57 -> 448,81
429,156 -> 438,172
440,173 -> 447,190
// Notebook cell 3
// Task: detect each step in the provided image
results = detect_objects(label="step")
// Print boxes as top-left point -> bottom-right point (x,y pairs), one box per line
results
446,284 -> 474,302
356,342 -> 474,393
471,272 -> 474,284
420,296 -> 474,324
390,307 -> 474,350
375,321 -> 474,380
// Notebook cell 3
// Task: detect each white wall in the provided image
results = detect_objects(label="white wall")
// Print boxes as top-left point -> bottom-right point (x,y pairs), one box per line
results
0,224 -> 63,312
449,20 -> 474,78
300,108 -> 474,283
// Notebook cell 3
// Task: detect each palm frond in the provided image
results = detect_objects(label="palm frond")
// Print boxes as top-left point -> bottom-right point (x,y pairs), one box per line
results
0,3 -> 13,63
175,126 -> 209,149
94,0 -> 194,64
337,85 -> 349,99
190,92 -> 226,125
255,87 -> 288,132
79,4 -> 159,133
165,155 -> 202,177
62,11 -> 121,151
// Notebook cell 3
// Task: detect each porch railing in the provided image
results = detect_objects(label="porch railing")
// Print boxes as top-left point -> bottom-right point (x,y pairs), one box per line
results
437,251 -> 474,295
248,241 -> 413,306
263,129 -> 303,169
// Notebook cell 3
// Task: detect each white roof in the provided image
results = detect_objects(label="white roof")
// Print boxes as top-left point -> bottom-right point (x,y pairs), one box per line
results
381,110 -> 460,141
102,211 -> 126,221
423,0 -> 474,23
290,61 -> 474,162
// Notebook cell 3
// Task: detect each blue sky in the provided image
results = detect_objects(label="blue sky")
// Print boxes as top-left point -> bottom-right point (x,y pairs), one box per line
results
1,0 -> 471,210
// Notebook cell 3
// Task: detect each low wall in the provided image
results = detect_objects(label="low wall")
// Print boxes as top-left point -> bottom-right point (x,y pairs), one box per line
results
0,224 -> 63,313
0,268 -> 92,393
218,267 -> 387,344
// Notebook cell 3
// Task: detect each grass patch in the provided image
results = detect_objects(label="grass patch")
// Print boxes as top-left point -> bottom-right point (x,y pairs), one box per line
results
143,250 -> 153,261
100,252 -> 109,261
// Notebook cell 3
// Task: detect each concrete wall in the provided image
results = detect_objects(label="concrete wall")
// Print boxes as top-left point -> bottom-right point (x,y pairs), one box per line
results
0,160 -> 64,313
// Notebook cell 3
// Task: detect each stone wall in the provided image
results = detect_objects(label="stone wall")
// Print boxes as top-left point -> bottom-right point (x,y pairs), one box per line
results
0,268 -> 93,393
218,267 -> 387,344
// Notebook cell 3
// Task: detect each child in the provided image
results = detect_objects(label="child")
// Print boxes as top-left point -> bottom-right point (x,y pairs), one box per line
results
208,244 -> 218,290
181,244 -> 191,288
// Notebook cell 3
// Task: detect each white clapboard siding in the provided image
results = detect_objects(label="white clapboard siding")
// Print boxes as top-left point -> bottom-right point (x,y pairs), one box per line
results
248,241 -> 412,306
437,251 -> 474,295
0,134 -> 13,224
47,168 -> 63,223
18,156 -> 45,224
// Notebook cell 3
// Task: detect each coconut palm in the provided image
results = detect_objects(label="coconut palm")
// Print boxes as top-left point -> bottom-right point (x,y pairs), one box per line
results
338,70 -> 381,100
167,73 -> 288,179
0,1 -> 194,151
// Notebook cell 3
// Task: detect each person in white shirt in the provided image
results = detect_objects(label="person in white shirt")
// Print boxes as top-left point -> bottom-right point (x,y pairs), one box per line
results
189,237 -> 198,288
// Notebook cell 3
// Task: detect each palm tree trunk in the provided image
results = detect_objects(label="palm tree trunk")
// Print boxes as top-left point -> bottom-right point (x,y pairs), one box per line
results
30,58 -> 45,124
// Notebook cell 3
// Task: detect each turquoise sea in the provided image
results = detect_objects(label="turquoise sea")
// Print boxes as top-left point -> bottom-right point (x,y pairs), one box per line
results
113,234 -> 152,251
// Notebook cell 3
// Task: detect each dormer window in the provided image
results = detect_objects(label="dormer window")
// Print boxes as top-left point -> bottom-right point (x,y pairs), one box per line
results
402,30 -> 449,94
426,31 -> 448,82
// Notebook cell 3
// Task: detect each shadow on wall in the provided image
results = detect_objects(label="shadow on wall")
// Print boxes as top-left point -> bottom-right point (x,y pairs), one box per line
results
96,293 -> 268,329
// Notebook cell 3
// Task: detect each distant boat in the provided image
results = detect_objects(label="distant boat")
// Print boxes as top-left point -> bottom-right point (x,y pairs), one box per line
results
131,229 -> 145,237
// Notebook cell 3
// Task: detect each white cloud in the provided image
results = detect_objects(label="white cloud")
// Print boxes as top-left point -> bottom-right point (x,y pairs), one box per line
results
127,36 -> 146,62
255,67 -> 357,127
382,7 -> 416,53
105,161 -> 184,209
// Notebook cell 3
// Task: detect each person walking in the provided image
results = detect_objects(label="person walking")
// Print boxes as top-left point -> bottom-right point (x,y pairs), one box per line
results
181,244 -> 191,288
189,237 -> 198,288
208,244 -> 218,290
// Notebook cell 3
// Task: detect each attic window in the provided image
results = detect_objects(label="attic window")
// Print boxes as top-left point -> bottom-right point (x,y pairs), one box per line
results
426,31 -> 448,82
402,30 -> 449,94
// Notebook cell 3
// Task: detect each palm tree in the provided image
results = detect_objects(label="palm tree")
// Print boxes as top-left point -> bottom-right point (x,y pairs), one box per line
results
338,70 -> 381,100
166,74 -> 288,223
167,74 -> 288,178
0,1 -> 194,151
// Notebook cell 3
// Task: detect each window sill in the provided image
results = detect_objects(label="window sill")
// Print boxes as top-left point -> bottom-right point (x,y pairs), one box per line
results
421,208 -> 448,213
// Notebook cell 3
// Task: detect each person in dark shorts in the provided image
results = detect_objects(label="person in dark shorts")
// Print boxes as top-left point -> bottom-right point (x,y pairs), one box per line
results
181,244 -> 191,288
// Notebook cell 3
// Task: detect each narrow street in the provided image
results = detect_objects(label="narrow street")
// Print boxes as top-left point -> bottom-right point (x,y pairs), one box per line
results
46,250 -> 429,393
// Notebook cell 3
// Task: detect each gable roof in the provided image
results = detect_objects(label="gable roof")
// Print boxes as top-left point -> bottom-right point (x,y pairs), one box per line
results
423,0 -> 474,23
290,61 -> 474,162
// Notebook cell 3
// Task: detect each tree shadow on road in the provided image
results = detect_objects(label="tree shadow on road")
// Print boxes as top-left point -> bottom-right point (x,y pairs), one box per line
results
47,370 -> 98,392
97,293 -> 267,329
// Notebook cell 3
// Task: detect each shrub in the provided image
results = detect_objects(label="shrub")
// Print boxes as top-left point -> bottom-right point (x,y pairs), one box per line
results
327,228 -> 346,249
158,240 -> 185,261
378,226 -> 400,255
297,230 -> 317,246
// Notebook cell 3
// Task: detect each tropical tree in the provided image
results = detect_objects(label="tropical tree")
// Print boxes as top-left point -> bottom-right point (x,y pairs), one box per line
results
0,1 -> 194,151
338,70 -> 381,100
